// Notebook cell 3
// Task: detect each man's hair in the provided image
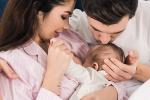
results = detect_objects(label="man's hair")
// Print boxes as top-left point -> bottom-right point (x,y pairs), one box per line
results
81,0 -> 138,25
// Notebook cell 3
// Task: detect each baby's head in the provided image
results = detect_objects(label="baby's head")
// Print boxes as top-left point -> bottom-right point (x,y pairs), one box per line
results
83,43 -> 125,71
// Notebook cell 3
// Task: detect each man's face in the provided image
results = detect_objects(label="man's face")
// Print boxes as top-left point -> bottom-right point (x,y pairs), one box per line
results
87,16 -> 129,44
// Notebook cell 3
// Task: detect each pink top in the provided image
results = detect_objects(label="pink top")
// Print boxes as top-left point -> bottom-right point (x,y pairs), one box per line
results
0,41 -> 78,100
58,29 -> 89,62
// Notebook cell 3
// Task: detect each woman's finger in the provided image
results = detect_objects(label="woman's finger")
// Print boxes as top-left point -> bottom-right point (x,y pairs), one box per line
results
50,38 -> 65,47
0,59 -> 18,79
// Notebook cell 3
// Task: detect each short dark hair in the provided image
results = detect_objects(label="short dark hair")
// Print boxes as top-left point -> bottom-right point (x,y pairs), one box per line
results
0,0 -> 70,51
81,0 -> 138,25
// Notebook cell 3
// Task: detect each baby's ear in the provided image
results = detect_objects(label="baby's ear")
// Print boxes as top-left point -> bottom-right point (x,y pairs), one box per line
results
92,62 -> 99,71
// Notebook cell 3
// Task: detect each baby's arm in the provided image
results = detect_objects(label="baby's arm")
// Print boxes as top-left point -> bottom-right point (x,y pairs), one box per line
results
66,60 -> 99,83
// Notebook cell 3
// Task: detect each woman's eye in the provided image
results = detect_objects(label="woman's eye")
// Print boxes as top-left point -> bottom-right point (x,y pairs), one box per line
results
61,15 -> 71,20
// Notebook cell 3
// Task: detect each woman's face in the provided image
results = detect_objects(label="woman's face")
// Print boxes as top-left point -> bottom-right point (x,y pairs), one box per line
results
34,0 -> 74,43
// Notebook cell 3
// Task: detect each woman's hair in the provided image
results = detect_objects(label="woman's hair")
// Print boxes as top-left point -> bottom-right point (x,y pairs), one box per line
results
81,0 -> 138,25
0,0 -> 69,51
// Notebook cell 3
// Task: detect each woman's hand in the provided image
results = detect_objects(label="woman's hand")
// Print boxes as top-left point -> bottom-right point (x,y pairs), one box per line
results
102,51 -> 139,82
42,38 -> 73,95
0,59 -> 18,79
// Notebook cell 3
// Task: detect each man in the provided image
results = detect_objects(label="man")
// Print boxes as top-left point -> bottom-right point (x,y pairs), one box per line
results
69,0 -> 150,99
70,0 -> 150,83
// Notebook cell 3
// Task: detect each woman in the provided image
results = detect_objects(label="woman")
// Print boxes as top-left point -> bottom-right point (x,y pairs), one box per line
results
0,0 -> 75,99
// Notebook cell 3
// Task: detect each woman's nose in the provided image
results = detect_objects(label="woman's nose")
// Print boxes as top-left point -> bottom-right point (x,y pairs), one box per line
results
63,24 -> 70,30
63,21 -> 70,30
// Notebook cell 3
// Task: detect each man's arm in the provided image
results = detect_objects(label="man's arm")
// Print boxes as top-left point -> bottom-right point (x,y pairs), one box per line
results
103,57 -> 150,82
134,64 -> 150,82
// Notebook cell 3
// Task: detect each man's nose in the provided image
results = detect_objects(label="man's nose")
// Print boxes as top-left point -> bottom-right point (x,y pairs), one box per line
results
98,34 -> 111,44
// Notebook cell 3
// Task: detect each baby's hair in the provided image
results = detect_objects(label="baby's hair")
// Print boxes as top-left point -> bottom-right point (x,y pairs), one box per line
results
86,43 -> 125,70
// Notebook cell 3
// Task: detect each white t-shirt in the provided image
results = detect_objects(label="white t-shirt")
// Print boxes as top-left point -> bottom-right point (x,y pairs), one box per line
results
66,60 -> 108,100
69,0 -> 150,65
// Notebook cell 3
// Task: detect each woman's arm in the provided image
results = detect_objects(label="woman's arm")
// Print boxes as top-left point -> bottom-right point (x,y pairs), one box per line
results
81,86 -> 117,100
0,39 -> 72,100
41,38 -> 73,97
36,88 -> 62,100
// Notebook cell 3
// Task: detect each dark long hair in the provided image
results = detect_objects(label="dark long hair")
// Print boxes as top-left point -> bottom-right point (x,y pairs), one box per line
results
0,0 -> 68,51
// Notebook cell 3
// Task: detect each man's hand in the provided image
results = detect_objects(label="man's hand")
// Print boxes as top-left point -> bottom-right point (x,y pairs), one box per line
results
0,59 -> 18,79
102,51 -> 138,82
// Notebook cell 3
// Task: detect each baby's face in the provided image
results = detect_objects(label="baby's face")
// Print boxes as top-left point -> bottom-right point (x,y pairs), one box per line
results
83,45 -> 119,70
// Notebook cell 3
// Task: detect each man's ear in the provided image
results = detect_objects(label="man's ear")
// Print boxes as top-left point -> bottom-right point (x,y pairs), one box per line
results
92,62 -> 99,71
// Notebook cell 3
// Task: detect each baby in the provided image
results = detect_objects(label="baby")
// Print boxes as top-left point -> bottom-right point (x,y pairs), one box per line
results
67,43 -> 126,100
83,43 -> 125,71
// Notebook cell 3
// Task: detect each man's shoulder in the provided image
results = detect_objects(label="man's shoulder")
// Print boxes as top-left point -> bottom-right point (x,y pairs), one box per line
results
72,9 -> 86,17
136,0 -> 150,18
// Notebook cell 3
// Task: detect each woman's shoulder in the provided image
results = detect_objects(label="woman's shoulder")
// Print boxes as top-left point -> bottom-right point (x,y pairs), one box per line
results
0,48 -> 22,60
0,41 -> 45,81
0,41 -> 33,61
